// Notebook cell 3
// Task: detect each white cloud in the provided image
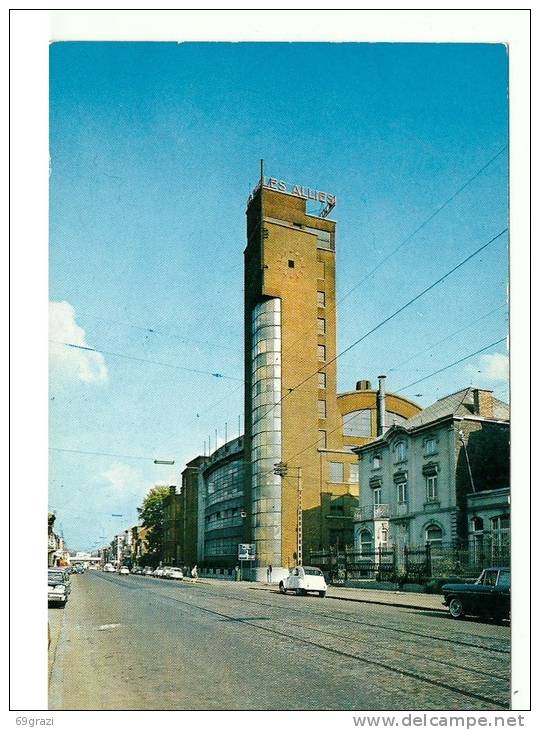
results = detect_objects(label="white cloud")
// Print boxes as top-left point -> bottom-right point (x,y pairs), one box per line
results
101,462 -> 141,497
467,352 -> 509,383
49,301 -> 108,383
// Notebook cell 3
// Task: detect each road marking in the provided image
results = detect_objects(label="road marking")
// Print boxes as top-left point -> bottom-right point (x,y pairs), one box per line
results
97,623 -> 122,630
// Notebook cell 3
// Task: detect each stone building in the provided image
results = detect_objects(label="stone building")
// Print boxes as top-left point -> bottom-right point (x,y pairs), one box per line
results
352,387 -> 509,566
162,485 -> 183,566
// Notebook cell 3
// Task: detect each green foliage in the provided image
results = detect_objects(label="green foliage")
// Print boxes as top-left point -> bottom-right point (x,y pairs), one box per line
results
137,485 -> 170,566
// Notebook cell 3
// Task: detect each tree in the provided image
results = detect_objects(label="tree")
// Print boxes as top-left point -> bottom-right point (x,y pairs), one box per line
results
137,485 -> 170,567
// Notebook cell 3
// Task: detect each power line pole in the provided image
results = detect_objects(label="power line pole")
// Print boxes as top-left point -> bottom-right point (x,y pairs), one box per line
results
273,462 -> 303,566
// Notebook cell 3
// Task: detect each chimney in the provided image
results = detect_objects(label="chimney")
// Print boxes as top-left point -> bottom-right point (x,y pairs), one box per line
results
472,389 -> 494,418
356,379 -> 371,391
377,375 -> 386,436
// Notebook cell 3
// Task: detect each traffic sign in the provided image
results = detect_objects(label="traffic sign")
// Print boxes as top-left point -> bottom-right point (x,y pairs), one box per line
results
238,543 -> 256,561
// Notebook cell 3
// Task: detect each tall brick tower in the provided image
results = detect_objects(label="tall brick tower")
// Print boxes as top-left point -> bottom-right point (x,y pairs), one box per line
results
243,174 -> 339,576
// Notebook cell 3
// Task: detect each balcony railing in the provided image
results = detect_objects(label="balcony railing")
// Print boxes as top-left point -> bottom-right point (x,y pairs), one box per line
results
353,504 -> 390,522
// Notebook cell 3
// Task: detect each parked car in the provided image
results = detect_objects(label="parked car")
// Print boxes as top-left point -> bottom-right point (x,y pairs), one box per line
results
142,566 -> 154,576
153,567 -> 165,578
118,566 -> 130,575
131,566 -> 142,574
167,568 -> 184,580
48,568 -> 71,607
442,567 -> 510,621
103,563 -> 115,573
279,566 -> 327,597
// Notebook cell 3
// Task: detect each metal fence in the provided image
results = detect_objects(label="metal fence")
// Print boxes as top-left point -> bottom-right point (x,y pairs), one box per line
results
309,535 -> 510,584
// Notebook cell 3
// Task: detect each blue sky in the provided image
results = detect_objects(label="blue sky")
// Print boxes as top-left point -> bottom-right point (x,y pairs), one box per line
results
49,42 -> 508,550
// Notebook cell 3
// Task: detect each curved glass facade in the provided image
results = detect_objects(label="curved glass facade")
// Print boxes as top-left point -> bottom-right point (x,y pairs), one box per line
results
202,438 -> 244,564
251,298 -> 282,566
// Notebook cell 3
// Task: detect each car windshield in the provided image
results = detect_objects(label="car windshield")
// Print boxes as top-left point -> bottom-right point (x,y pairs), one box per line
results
304,568 -> 323,576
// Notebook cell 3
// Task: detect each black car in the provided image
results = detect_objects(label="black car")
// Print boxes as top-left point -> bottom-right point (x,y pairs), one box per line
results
442,567 -> 510,621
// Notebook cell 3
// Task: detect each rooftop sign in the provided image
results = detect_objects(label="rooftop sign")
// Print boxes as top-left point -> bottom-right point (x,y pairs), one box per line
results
262,177 -> 336,206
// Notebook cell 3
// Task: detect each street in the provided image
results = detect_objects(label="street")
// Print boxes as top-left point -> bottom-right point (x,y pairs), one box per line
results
48,571 -> 511,711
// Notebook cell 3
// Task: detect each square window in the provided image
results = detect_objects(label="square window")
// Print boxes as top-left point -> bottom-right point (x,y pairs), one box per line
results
288,260 -> 295,268
318,400 -> 327,419
318,345 -> 326,361
395,441 -> 407,462
317,317 -> 326,335
318,372 -> 327,389
373,487 -> 381,506
397,482 -> 408,504
425,438 -> 436,455
426,475 -> 438,502
329,462 -> 344,483
317,291 -> 326,307
349,463 -> 359,483
318,430 -> 327,448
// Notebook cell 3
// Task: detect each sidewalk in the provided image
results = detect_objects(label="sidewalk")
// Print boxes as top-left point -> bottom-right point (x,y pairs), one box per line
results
197,576 -> 445,612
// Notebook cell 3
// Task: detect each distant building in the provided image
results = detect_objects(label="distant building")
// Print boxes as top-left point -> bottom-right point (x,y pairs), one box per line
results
163,486 -> 182,566
131,525 -> 148,565
48,513 -> 60,567
162,456 -> 207,569
352,387 -> 509,568
181,456 -> 206,568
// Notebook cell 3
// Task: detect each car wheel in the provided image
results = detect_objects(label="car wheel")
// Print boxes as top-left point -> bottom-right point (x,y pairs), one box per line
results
319,591 -> 326,598
279,582 -> 286,594
448,597 -> 465,619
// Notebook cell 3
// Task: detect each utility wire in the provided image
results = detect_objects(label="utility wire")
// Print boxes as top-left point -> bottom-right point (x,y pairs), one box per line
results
49,447 -> 161,461
251,227 -> 508,437
280,145 -> 508,357
279,336 -> 507,470
394,337 -> 507,393
338,146 -> 508,306
81,314 -> 240,352
49,340 -> 243,382
388,303 -> 507,373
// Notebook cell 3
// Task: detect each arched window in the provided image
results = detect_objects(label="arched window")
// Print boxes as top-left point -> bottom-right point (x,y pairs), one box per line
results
343,409 -> 372,437
360,529 -> 373,555
425,524 -> 443,546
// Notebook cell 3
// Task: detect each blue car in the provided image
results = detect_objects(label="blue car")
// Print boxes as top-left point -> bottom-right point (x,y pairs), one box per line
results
442,567 -> 510,621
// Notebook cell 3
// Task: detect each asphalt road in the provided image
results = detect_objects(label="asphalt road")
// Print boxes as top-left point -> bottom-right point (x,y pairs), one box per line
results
48,571 -> 511,711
